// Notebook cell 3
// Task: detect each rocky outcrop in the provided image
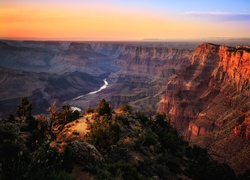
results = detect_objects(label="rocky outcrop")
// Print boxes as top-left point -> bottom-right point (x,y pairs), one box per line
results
217,45 -> 250,95
234,114 -> 250,139
158,43 -> 221,130
68,42 -> 93,51
68,140 -> 104,165
158,42 -> 250,133
158,42 -> 250,174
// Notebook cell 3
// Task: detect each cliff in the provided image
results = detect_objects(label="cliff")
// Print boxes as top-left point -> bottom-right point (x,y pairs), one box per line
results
108,45 -> 193,112
116,46 -> 192,75
158,42 -> 250,174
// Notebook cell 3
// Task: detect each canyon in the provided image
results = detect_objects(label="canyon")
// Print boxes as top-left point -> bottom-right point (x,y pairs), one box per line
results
158,43 -> 250,174
0,40 -> 249,174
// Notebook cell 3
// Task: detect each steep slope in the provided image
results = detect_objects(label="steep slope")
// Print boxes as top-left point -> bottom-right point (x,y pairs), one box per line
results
108,46 -> 192,111
158,42 -> 250,174
70,44 -> 193,113
0,41 -> 120,117
116,46 -> 192,75
0,67 -> 103,117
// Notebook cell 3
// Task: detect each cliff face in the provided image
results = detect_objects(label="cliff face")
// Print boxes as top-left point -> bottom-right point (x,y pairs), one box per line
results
217,45 -> 250,95
116,46 -> 192,75
158,42 -> 250,174
108,46 -> 192,112
158,43 -> 221,130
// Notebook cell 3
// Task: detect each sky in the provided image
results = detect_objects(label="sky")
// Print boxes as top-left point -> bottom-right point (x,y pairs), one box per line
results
1,0 -> 250,41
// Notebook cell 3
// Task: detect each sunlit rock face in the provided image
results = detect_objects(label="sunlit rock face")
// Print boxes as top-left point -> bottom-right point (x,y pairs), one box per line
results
158,43 -> 221,130
158,42 -> 250,174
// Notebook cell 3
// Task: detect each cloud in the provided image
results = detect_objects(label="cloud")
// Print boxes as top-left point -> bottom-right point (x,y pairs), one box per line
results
184,11 -> 250,21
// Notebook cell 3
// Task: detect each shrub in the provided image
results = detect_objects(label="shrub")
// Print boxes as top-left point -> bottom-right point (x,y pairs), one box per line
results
142,129 -> 157,147
86,117 -> 121,150
118,104 -> 132,114
86,107 -> 95,114
97,99 -> 112,117
135,111 -> 149,124
107,161 -> 141,180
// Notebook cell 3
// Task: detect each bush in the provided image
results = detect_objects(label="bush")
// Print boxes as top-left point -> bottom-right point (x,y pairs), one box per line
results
118,104 -> 132,114
86,107 -> 95,114
116,114 -> 129,125
97,99 -> 112,117
142,129 -> 157,147
107,161 -> 141,180
135,111 -> 149,124
86,117 -> 121,150
46,171 -> 73,180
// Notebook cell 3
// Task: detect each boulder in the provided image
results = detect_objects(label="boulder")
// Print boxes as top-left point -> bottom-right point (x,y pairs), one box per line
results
68,140 -> 104,165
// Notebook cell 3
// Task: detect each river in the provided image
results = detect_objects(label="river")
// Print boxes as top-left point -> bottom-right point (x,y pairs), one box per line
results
71,79 -> 109,111
88,79 -> 108,95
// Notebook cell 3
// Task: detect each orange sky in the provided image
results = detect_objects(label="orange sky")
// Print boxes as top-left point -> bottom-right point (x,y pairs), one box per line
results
1,1 -> 250,41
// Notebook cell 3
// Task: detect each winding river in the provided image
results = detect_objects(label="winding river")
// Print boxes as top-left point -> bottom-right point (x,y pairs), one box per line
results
71,79 -> 109,112
72,79 -> 109,101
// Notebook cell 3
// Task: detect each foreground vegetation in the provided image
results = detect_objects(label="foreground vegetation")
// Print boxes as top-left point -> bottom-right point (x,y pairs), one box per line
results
0,97 -> 248,179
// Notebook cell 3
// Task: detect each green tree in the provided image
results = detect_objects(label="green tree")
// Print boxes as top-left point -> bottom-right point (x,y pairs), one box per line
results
47,101 -> 58,132
135,111 -> 149,124
86,117 -> 121,150
86,107 -> 95,114
8,113 -> 15,121
61,104 -> 71,123
16,97 -> 32,122
154,112 -> 167,127
71,110 -> 80,121
118,104 -> 132,114
37,114 -> 48,134
97,99 -> 112,117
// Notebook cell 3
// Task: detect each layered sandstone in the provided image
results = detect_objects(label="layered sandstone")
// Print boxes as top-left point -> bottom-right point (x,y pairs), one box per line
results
158,42 -> 250,173
108,46 -> 193,112
116,46 -> 192,75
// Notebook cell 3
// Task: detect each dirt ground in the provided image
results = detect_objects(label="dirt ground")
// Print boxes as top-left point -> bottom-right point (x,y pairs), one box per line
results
50,114 -> 94,152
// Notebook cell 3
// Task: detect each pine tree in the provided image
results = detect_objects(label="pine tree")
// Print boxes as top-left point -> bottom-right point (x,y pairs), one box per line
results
16,97 -> 32,122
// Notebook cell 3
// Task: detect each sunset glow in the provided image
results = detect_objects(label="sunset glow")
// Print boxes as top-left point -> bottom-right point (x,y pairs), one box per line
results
1,0 -> 250,41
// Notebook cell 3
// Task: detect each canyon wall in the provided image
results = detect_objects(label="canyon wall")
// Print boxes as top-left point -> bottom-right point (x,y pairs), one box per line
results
158,42 -> 250,174
108,45 -> 192,111
116,46 -> 192,75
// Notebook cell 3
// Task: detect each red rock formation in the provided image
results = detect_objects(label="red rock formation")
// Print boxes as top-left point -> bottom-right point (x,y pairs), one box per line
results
159,42 -> 250,133
158,42 -> 250,174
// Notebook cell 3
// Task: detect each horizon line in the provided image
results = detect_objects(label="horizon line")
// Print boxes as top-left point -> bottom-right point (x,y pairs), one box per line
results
1,37 -> 250,42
